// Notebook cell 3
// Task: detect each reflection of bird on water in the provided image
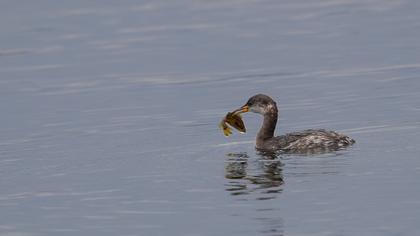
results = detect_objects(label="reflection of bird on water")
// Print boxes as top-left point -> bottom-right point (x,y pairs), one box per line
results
225,153 -> 285,236
232,94 -> 355,154
225,153 -> 283,199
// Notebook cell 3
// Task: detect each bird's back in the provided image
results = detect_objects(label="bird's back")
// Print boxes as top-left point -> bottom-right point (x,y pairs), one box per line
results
259,129 -> 355,154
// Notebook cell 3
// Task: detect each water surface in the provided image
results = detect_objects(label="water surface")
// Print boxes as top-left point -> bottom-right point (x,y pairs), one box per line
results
1,1 -> 420,235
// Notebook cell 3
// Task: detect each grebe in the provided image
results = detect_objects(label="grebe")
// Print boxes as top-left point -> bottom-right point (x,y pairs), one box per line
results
232,94 -> 355,153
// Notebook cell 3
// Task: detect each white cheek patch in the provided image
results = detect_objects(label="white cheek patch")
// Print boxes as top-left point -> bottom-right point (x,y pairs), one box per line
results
251,106 -> 265,114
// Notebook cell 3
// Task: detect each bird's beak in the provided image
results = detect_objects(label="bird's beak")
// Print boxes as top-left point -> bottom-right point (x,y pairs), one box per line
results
232,105 -> 249,115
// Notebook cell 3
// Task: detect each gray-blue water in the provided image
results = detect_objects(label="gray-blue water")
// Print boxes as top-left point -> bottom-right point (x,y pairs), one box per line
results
1,1 -> 420,235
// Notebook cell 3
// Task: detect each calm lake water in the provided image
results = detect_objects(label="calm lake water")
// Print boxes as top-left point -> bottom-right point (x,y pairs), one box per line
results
1,1 -> 420,235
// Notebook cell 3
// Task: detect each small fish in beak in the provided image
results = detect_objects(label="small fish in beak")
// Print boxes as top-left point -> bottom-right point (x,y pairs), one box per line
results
219,111 -> 246,137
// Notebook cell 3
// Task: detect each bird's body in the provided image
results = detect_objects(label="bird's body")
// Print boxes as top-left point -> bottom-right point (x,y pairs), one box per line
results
257,129 -> 355,153
233,94 -> 355,153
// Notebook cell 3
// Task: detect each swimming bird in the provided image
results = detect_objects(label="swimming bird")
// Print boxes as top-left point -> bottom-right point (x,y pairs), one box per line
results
232,94 -> 355,153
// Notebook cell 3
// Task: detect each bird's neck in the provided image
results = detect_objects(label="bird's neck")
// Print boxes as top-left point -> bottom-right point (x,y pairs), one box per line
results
256,104 -> 278,146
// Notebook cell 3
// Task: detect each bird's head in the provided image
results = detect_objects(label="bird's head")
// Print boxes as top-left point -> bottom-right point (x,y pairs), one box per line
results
233,94 -> 277,115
